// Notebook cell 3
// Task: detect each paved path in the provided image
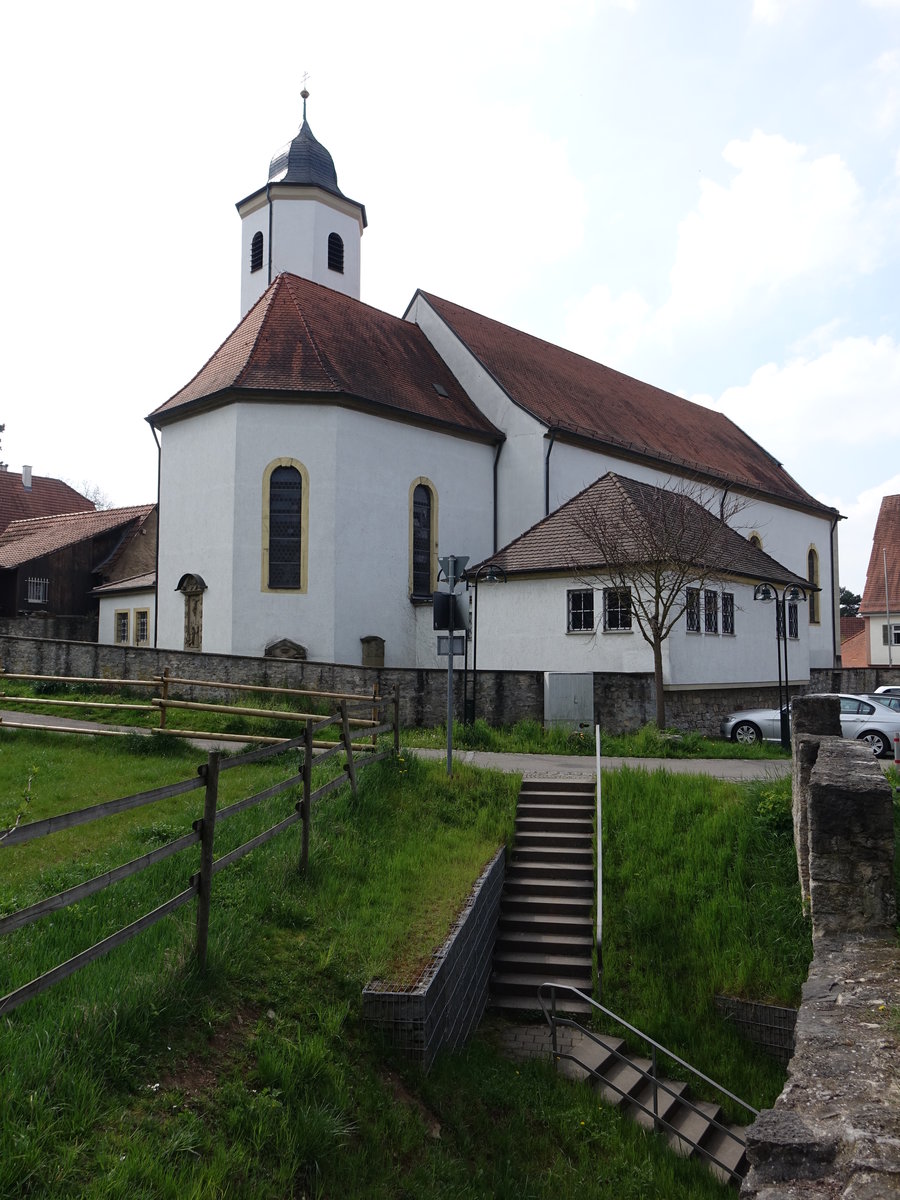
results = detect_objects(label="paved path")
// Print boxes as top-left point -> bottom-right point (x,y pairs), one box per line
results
0,710 -> 790,780
409,746 -> 791,782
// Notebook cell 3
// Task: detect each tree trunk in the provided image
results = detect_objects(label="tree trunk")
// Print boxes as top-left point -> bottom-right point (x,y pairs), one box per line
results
653,637 -> 666,728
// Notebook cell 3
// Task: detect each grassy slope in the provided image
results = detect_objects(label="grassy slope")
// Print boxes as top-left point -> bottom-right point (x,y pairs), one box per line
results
0,730 -> 830,1199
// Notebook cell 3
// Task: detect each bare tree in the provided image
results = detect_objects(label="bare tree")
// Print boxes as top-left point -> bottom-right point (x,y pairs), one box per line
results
66,478 -> 113,510
570,474 -> 752,729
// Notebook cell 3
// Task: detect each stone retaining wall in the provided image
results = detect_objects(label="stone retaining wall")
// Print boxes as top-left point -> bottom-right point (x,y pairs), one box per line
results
361,848 -> 505,1071
4,633 -> 897,735
741,697 -> 900,1199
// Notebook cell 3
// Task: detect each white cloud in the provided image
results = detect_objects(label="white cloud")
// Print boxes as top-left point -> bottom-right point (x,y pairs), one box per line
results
869,49 -> 900,131
658,132 -> 865,329
751,0 -> 808,23
562,284 -> 651,364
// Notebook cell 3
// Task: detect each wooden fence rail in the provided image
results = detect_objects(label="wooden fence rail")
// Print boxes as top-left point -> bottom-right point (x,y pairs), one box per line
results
0,688 -> 400,1018
0,667 -> 385,744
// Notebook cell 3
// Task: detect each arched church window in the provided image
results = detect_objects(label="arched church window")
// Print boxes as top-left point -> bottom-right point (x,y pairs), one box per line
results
328,232 -> 344,274
410,481 -> 436,600
808,547 -> 819,624
261,459 -> 309,593
250,231 -> 264,273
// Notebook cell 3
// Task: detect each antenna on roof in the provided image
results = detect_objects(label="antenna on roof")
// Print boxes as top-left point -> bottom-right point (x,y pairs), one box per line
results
300,73 -> 310,122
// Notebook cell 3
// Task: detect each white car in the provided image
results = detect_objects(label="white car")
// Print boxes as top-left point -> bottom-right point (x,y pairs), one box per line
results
721,693 -> 900,757
874,685 -> 900,697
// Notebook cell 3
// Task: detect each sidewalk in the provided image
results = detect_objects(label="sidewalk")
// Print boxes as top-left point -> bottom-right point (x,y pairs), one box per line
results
408,746 -> 791,781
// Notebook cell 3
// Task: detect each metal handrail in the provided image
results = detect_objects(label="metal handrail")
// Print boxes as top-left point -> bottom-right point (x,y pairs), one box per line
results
538,982 -> 758,1184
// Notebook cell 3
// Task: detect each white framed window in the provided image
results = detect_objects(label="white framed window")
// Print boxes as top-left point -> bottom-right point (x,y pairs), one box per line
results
686,587 -> 701,633
704,589 -> 719,634
603,587 -> 631,631
115,610 -> 130,645
26,577 -> 49,604
134,609 -> 150,646
882,624 -> 900,646
722,592 -> 735,636
567,589 -> 594,632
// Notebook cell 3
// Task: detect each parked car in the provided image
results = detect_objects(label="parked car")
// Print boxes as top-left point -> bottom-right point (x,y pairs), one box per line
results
720,694 -> 900,757
874,685 -> 900,697
862,692 -> 900,713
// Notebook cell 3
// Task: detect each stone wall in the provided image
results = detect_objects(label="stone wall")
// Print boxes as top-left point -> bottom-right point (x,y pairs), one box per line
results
742,696 -> 899,1199
1,634 -> 898,736
361,848 -> 505,1071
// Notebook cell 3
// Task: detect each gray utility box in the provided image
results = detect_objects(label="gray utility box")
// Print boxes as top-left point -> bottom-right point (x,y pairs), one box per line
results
544,672 -> 594,731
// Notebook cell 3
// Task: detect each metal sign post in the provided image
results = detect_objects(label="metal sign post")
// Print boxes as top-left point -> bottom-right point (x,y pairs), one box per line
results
438,554 -> 468,775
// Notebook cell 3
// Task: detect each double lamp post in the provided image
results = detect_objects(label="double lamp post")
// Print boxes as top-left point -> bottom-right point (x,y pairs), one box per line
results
753,581 -> 808,749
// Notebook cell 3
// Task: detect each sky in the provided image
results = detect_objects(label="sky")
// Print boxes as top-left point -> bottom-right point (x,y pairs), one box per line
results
2,0 -> 899,593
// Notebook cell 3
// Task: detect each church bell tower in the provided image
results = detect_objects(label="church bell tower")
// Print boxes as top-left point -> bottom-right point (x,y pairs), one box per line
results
236,89 -> 367,316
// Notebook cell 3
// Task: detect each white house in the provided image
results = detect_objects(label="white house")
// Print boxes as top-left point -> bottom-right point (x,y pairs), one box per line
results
147,95 -> 842,687
858,493 -> 900,667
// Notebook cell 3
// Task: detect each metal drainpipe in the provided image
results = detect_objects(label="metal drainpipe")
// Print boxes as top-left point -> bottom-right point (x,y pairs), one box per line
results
829,513 -> 839,671
492,442 -> 504,554
266,183 -> 273,285
149,423 -> 162,649
544,431 -> 557,517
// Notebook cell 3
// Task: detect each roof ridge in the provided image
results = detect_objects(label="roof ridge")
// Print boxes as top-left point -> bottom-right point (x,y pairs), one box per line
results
282,277 -> 342,390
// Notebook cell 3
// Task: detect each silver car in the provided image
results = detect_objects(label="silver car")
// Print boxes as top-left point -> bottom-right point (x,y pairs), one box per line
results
720,694 -> 900,757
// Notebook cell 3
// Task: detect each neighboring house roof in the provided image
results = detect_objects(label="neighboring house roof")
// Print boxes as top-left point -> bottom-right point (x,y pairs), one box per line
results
0,470 -> 94,535
477,472 -> 810,587
415,291 -> 835,514
91,572 -> 156,595
149,274 -> 498,441
0,505 -> 155,570
859,494 -> 900,616
840,627 -> 868,668
840,615 -> 865,642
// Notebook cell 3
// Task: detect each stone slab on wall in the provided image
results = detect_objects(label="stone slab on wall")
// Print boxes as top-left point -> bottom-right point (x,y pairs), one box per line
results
362,848 -> 505,1071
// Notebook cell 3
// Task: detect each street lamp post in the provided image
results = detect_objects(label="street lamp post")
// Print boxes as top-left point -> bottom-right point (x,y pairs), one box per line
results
466,562 -> 508,724
753,582 -> 808,749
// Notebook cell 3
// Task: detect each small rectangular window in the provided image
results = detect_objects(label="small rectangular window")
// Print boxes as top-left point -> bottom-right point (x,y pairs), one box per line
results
115,610 -> 130,645
134,609 -> 150,646
704,589 -> 718,634
685,587 -> 701,633
883,624 -> 900,646
25,577 -> 49,604
787,601 -> 799,640
722,592 -> 735,636
567,589 -> 594,632
603,588 -> 631,631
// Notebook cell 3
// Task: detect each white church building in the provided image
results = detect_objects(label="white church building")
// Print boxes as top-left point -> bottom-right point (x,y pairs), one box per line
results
149,92 -> 842,688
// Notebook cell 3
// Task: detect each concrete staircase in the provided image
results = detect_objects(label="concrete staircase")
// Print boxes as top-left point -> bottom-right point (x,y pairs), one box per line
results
489,779 -> 595,1015
554,1027 -> 749,1185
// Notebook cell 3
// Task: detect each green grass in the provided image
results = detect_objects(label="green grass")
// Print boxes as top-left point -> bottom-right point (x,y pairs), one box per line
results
0,727 -> 837,1198
402,717 -> 791,760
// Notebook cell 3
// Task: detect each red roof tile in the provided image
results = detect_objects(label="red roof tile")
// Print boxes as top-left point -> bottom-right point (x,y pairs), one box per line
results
840,627 -> 868,668
149,275 -> 500,441
840,615 -> 865,641
0,505 -> 155,570
479,472 -> 809,586
418,292 -> 833,512
0,471 -> 94,535
860,494 -> 900,616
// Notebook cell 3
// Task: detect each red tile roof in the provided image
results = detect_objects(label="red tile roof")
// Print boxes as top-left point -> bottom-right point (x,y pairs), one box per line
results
479,472 -> 810,586
840,627 -> 868,668
0,505 -> 155,570
0,471 -> 94,535
417,292 -> 834,513
840,615 -> 865,641
149,274 -> 500,441
860,494 -> 900,616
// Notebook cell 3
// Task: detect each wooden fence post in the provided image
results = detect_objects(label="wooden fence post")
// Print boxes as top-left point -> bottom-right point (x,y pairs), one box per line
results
371,683 -> 379,748
340,703 -> 358,796
393,685 -> 400,756
300,721 -> 312,873
159,667 -> 170,729
195,750 -> 220,969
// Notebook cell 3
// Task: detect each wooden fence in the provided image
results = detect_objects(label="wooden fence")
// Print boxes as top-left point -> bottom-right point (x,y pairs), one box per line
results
0,668 -> 385,746
0,688 -> 400,1018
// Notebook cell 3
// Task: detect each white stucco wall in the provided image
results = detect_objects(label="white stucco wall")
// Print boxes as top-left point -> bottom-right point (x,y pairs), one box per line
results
97,590 -> 157,647
155,400 -> 495,666
473,573 -> 811,687
238,188 -> 363,317
865,615 -> 900,666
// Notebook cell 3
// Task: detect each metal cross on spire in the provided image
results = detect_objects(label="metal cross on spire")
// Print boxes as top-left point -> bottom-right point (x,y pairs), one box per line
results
300,72 -> 310,121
